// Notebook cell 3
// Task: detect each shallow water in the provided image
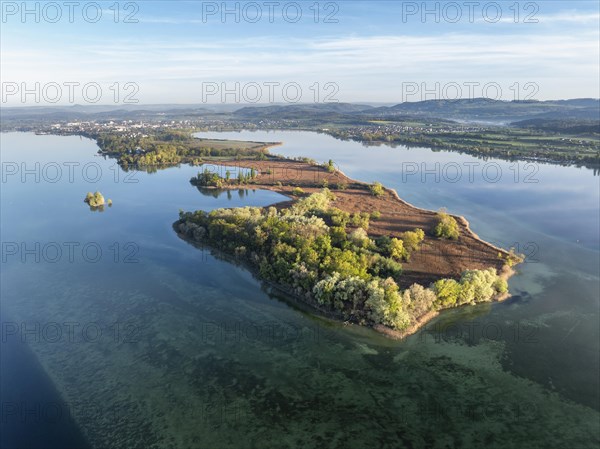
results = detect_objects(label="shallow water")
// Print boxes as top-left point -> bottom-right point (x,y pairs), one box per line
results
1,131 -> 598,448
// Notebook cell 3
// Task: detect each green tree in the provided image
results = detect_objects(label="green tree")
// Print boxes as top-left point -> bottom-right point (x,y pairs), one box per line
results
292,187 -> 305,196
434,210 -> 459,240
388,238 -> 406,261
370,182 -> 385,197
326,159 -> 336,173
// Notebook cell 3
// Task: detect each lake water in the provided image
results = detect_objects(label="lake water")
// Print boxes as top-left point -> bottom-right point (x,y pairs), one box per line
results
1,131 -> 598,448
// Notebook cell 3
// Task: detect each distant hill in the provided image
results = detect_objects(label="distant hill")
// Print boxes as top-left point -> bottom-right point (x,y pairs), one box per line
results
233,102 -> 374,119
230,98 -> 600,123
2,98 -> 598,125
364,98 -> 600,122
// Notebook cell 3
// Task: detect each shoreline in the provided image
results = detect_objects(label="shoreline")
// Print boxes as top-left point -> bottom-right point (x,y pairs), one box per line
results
178,157 -> 520,339
174,225 -> 512,340
174,225 -> 514,340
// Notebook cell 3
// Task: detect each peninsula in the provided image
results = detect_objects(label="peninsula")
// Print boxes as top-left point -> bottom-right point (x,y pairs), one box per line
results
175,157 -> 522,338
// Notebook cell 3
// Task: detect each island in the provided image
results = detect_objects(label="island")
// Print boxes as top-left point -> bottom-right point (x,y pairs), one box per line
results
84,191 -> 112,210
174,157 -> 522,338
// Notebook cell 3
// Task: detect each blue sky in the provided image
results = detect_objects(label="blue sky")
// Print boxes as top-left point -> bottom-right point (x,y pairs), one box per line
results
1,1 -> 599,105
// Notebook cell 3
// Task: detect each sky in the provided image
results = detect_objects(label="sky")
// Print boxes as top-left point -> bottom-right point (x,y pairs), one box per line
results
1,0 -> 599,105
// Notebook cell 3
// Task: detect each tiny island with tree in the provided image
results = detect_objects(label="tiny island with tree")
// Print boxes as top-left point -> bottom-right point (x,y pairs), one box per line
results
84,191 -> 112,210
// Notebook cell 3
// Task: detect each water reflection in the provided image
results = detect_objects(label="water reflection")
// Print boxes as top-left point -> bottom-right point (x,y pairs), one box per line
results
2,131 -> 598,448
195,186 -> 255,200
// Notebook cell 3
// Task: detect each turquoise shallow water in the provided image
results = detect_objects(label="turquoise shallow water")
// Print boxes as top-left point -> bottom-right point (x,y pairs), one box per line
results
1,131 -> 599,448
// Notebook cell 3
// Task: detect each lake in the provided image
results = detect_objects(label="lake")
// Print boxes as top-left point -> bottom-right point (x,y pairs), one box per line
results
1,130 -> 598,448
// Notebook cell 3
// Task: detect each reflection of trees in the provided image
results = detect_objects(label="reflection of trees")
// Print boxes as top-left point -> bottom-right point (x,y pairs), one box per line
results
195,187 -> 250,200
194,186 -> 255,200
121,163 -> 180,174
88,205 -> 105,212
196,186 -> 248,200
195,187 -> 226,198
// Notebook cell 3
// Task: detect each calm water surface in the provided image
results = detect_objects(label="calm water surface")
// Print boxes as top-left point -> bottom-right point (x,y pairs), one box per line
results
1,131 -> 598,448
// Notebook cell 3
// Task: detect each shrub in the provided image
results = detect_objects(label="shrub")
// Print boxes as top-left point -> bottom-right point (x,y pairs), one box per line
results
329,226 -> 348,248
328,208 -> 350,228
369,255 -> 403,279
292,189 -> 334,215
388,238 -> 405,261
365,278 -> 411,330
434,210 -> 459,240
401,284 -> 437,319
433,278 -> 461,308
291,187 -> 305,196
370,182 -> 385,197
401,228 -> 425,252
349,227 -> 370,248
370,211 -> 382,220
458,269 -> 496,304
313,272 -> 342,306
493,277 -> 508,294
350,212 -> 370,230
503,247 -> 524,267
439,268 -> 505,306
325,159 -> 336,173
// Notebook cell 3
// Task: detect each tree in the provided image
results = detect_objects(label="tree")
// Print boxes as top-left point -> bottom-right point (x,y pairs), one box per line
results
401,228 -> 425,252
434,210 -> 459,240
433,278 -> 461,308
349,227 -> 370,248
388,238 -> 406,261
84,191 -> 105,207
402,284 -> 436,318
326,159 -> 335,173
370,182 -> 385,197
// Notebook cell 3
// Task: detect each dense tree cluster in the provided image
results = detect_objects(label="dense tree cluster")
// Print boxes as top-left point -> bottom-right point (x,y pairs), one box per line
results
190,167 -> 258,187
84,191 -> 105,207
96,131 -> 268,167
176,190 -> 508,331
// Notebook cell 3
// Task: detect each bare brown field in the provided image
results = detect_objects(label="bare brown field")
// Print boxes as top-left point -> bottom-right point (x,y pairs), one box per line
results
207,158 -> 510,288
